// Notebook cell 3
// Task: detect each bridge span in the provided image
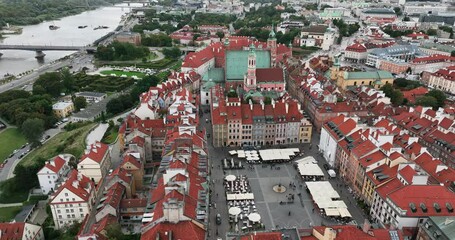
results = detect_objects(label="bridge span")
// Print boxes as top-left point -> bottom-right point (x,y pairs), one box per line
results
0,45 -> 96,59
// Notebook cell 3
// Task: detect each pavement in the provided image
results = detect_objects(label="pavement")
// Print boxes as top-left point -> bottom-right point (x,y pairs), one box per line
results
86,123 -> 109,146
199,106 -> 367,239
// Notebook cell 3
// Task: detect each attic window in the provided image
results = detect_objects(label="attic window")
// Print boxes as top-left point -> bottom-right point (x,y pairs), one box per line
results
420,203 -> 427,213
446,203 -> 453,212
434,203 -> 441,213
409,203 -> 417,213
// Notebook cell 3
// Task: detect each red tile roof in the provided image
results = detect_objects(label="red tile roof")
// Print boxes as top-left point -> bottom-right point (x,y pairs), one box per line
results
366,164 -> 399,186
398,165 -> 416,184
99,182 -> 124,211
313,225 -> 403,240
141,221 -> 205,240
412,54 -> 455,63
121,154 -> 141,169
359,150 -> 387,168
256,68 -> 284,82
387,185 -> 455,217
439,117 -> 453,130
240,232 -> 282,240
40,155 -> 66,174
0,222 -> 26,240
51,170 -> 94,203
402,87 -> 428,104
346,43 -> 367,52
376,177 -> 403,199
432,66 -> 455,82
120,198 -> 147,209
80,142 -> 109,164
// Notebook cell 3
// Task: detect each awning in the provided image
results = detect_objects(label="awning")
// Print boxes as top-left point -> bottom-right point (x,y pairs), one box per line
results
325,208 -> 340,216
229,150 -> 237,155
226,193 -> 255,201
338,208 -> 352,218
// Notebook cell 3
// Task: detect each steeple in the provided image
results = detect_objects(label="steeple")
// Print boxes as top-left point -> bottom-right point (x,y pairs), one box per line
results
269,23 -> 276,40
249,43 -> 256,54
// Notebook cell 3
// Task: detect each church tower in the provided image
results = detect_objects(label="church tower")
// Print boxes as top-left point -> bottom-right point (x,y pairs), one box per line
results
267,24 -> 277,67
244,43 -> 257,92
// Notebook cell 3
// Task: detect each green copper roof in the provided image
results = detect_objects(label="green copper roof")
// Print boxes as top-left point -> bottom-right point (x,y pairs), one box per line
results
226,50 -> 270,80
201,80 -> 217,90
344,70 -> 393,80
203,68 -> 225,83
269,23 -> 276,39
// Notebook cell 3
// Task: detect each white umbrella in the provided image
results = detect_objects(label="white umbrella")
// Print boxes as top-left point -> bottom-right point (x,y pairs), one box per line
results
225,175 -> 236,182
248,213 -> 261,222
229,207 -> 241,216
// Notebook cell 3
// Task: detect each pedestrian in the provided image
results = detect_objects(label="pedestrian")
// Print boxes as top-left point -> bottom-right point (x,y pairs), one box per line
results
312,208 -> 315,213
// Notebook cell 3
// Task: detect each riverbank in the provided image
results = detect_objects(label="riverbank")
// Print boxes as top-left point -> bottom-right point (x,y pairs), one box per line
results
0,0 -> 124,26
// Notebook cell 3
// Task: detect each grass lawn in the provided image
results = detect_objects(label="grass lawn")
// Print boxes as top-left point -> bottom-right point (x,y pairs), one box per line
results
0,206 -> 22,222
101,125 -> 119,144
148,52 -> 157,61
100,70 -> 146,79
21,123 -> 95,167
0,128 -> 27,163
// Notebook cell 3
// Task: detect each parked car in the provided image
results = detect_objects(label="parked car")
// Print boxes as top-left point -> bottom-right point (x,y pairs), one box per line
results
323,164 -> 329,170
216,214 -> 222,225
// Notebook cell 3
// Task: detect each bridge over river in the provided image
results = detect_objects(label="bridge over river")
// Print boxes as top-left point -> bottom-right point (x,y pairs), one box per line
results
0,45 -> 96,59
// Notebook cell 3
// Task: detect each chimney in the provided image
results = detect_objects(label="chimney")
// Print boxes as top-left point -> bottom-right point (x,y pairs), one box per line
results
362,219 -> 371,233
72,180 -> 79,188
249,99 -> 253,110
285,103 -> 289,114
272,98 -> 275,109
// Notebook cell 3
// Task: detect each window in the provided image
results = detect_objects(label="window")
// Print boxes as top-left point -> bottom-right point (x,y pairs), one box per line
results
65,193 -> 68,197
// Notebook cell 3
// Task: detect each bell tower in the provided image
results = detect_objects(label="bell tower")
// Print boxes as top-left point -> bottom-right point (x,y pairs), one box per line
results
244,44 -> 257,92
267,24 -> 277,67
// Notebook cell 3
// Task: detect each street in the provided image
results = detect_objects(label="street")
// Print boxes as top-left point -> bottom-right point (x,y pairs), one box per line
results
0,124 -> 65,181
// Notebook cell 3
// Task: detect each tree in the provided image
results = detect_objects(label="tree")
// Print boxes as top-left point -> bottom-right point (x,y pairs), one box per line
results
416,96 -> 438,109
21,118 -> 45,146
73,96 -> 87,112
380,83 -> 394,96
426,29 -> 438,36
264,96 -> 272,105
393,7 -> 402,16
106,98 -> 124,115
451,50 -> 455,57
162,47 -> 181,59
216,31 -> 225,40
100,111 -> 106,123
105,223 -> 124,240
390,89 -> 404,106
33,72 -> 63,97
61,68 -> 74,92
403,16 -> 410,21
426,89 -> 446,108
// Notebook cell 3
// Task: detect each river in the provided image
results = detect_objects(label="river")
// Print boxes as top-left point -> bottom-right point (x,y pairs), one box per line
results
0,3 -> 141,78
